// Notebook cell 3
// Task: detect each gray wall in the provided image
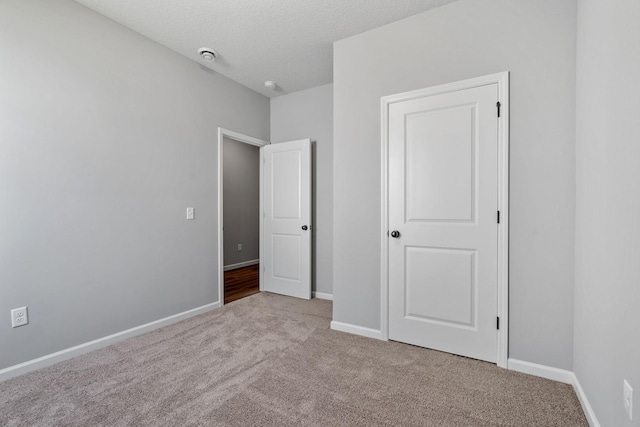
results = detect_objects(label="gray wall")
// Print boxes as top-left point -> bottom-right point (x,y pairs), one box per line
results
223,137 -> 260,267
0,0 -> 269,369
333,0 -> 577,370
574,0 -> 640,425
271,84 -> 334,296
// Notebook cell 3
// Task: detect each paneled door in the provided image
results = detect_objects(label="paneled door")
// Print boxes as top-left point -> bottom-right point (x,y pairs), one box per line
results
262,139 -> 312,300
388,83 -> 499,362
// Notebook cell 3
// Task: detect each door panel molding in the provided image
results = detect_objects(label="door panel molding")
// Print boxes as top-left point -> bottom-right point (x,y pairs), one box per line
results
217,128 -> 269,308
380,72 -> 509,368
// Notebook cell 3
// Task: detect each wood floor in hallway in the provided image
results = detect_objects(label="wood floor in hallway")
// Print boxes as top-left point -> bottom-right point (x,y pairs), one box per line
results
224,264 -> 259,304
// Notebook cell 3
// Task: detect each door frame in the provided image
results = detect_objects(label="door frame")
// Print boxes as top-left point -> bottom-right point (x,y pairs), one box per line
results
217,127 -> 269,307
380,72 -> 510,368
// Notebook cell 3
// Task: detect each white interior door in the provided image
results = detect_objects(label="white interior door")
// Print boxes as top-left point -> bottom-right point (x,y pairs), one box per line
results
388,83 -> 499,362
262,139 -> 312,299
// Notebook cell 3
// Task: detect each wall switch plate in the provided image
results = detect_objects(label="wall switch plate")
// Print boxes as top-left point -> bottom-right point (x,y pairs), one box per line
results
186,207 -> 195,220
11,307 -> 28,328
624,379 -> 633,420
238,244 -> 242,251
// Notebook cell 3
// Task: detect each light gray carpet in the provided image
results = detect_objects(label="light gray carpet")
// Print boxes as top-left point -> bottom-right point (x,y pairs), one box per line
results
0,293 -> 587,426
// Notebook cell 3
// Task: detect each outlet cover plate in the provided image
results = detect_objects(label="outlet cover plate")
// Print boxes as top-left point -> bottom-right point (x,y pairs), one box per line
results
11,306 -> 28,328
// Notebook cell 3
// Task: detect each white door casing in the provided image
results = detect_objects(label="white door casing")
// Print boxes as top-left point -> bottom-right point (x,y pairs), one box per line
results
381,72 -> 509,366
262,139 -> 312,299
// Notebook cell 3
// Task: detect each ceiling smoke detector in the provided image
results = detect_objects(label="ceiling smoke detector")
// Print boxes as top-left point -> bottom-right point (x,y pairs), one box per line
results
264,81 -> 277,90
198,48 -> 217,62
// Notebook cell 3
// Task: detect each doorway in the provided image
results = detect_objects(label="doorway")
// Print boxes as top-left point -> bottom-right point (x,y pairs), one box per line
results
380,72 -> 510,367
217,128 -> 268,306
217,129 -> 314,305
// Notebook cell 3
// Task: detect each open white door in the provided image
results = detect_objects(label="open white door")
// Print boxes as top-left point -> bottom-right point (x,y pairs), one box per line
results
262,139 -> 311,299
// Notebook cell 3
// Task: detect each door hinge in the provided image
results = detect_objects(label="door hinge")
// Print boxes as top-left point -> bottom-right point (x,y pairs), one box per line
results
497,101 -> 501,118
497,317 -> 500,330
497,210 -> 500,224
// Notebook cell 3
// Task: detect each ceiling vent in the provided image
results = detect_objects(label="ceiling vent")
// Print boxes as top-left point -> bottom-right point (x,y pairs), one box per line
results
198,48 -> 217,62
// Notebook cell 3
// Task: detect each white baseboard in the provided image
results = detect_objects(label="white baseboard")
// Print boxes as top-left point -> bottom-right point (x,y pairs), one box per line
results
312,292 -> 333,300
507,358 -> 574,384
0,300 -> 221,383
330,321 -> 384,340
571,372 -> 601,427
508,359 -> 600,427
224,259 -> 259,271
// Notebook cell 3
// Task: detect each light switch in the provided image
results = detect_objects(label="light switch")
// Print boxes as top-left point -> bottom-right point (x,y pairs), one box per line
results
186,207 -> 195,220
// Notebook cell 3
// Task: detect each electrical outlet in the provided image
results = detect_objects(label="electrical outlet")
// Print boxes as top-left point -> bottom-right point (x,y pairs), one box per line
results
11,307 -> 28,328
186,207 -> 195,220
238,243 -> 242,251
624,379 -> 633,420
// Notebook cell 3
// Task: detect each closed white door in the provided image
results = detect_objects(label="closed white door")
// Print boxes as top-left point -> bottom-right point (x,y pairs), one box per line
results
388,83 -> 499,362
262,139 -> 312,300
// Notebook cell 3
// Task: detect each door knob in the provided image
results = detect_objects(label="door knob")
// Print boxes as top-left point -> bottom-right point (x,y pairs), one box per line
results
302,225 -> 308,230
390,230 -> 400,238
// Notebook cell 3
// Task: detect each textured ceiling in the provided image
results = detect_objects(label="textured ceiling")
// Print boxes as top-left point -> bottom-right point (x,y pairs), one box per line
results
73,0 -> 458,97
